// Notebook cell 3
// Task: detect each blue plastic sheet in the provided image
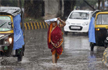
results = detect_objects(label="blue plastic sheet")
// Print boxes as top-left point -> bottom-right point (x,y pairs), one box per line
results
88,17 -> 96,43
13,14 -> 24,50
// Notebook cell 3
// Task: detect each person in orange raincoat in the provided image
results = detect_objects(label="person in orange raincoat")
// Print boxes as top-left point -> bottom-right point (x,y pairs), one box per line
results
46,17 -> 66,65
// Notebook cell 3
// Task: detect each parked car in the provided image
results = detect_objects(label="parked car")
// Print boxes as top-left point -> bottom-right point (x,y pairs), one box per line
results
64,10 -> 93,35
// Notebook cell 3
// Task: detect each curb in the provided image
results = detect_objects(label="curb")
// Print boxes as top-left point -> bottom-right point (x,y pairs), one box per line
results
24,22 -> 49,30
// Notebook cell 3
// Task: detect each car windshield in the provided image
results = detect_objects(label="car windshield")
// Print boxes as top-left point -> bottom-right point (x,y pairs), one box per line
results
0,16 -> 12,31
69,12 -> 89,20
96,14 -> 108,25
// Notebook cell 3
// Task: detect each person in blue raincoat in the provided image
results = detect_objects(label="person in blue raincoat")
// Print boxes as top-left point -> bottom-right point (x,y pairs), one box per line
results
89,10 -> 100,43
13,14 -> 24,51
88,16 -> 96,43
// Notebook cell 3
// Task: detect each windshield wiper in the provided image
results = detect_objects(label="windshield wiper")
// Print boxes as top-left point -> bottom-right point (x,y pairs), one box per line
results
0,22 -> 6,27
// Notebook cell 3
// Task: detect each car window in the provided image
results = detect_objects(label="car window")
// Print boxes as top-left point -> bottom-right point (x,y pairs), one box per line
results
96,14 -> 108,25
0,16 -> 12,31
69,12 -> 89,20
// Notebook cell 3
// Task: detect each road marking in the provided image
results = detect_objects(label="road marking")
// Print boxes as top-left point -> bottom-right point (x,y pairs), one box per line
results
24,22 -> 49,30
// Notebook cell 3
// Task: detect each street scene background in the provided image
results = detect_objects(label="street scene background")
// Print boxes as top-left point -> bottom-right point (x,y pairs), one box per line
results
0,0 -> 108,70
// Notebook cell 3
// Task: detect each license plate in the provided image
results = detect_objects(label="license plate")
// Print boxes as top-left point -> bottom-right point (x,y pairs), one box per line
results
71,27 -> 80,29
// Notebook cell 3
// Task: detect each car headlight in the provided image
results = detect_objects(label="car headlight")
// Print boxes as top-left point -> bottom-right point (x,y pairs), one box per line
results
106,37 -> 108,40
4,37 -> 12,44
9,38 -> 12,44
82,22 -> 88,26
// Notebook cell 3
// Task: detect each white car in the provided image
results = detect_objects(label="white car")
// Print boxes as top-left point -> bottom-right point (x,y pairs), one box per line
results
64,10 -> 92,35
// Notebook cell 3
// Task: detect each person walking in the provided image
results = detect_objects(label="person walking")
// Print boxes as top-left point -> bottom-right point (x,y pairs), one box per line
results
45,17 -> 66,65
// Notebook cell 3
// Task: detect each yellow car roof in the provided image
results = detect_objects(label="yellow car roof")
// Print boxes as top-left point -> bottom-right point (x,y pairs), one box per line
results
96,11 -> 108,14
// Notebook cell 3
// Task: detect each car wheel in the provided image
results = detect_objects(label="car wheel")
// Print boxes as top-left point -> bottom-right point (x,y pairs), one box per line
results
64,32 -> 68,35
86,32 -> 88,36
72,32 -> 75,35
4,46 -> 12,57
90,42 -> 94,51
105,46 -> 107,48
104,43 -> 108,48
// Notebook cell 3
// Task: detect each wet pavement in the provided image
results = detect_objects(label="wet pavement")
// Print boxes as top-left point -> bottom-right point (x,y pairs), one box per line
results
0,29 -> 108,70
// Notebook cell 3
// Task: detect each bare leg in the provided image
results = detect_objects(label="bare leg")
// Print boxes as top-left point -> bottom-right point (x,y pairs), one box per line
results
52,54 -> 56,63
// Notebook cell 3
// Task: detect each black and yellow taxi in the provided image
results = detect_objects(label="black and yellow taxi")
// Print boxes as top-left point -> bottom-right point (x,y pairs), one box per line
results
0,7 -> 25,61
89,11 -> 108,51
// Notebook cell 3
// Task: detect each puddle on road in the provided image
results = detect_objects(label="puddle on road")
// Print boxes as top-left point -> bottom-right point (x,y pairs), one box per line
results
64,35 -> 90,50
0,31 -> 105,70
0,57 -> 31,70
0,67 -> 26,70
20,57 -> 30,64
39,62 -> 72,70
88,52 -> 97,70
0,57 -> 30,66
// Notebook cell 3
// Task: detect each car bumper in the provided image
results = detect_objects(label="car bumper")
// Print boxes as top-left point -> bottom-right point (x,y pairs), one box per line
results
64,25 -> 88,32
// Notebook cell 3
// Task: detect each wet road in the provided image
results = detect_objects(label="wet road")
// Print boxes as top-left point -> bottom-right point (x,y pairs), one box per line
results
0,29 -> 108,70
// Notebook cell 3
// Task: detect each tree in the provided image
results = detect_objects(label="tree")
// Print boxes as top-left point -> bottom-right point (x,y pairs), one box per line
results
24,0 -> 76,18
76,0 -> 98,9
64,0 -> 76,17
0,0 -> 24,7
24,0 -> 44,18
1,0 -> 17,6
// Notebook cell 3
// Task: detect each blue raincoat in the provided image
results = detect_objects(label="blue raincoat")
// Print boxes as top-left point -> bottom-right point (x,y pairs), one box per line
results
13,14 -> 24,50
89,17 -> 96,43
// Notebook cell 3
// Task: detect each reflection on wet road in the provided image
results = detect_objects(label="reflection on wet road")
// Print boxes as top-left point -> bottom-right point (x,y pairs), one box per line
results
0,30 -> 107,70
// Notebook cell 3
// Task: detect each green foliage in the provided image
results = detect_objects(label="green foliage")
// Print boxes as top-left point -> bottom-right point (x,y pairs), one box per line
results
87,0 -> 98,6
1,0 -> 24,7
24,0 -> 44,18
1,0 -> 17,6
21,0 -> 24,7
